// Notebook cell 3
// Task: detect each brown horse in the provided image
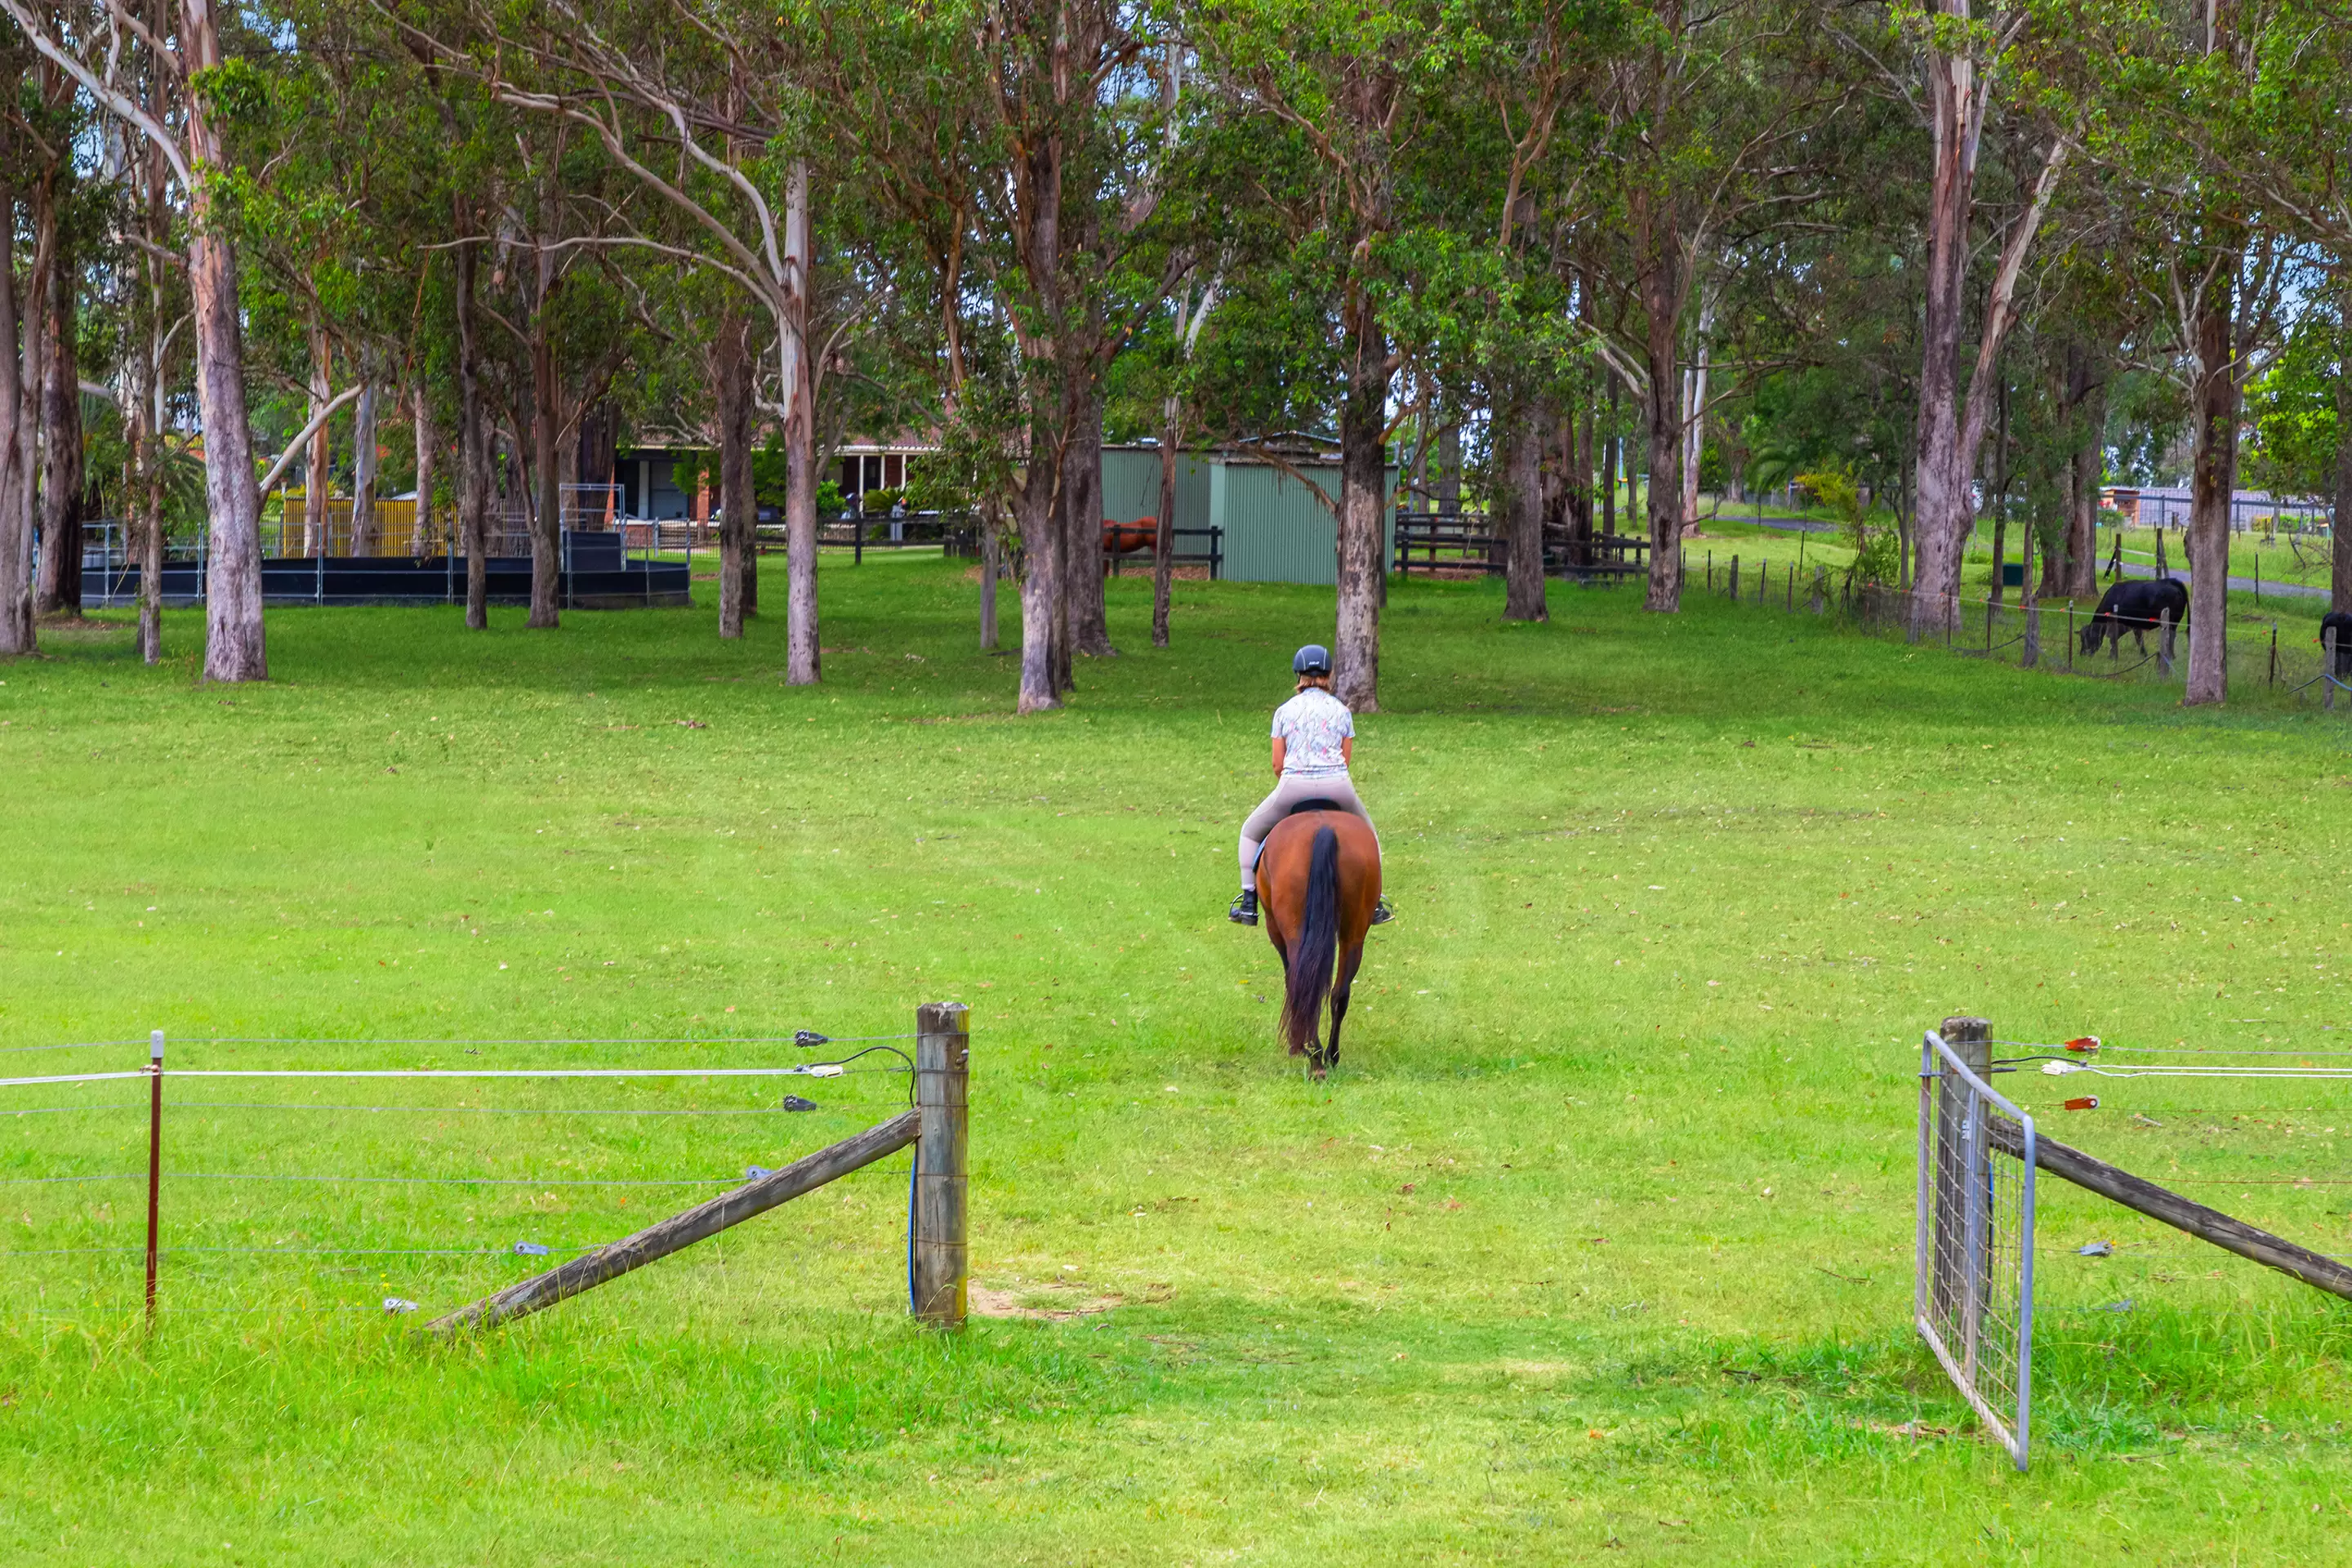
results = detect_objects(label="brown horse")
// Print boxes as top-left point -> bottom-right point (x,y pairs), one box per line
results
1102,519 -> 1160,560
1257,808 -> 1380,1080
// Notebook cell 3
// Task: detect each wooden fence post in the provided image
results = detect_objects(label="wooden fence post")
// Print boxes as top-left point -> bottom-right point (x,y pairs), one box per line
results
1729,555 -> 1740,601
912,1000 -> 970,1326
2328,626 -> 2338,711
1931,1016 -> 1991,1324
2158,608 -> 2176,675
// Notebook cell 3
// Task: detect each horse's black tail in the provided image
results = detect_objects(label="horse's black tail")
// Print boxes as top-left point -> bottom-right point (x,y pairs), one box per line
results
1281,826 -> 1341,1056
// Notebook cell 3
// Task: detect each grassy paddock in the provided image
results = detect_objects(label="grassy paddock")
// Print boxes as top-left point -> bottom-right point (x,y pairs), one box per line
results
6,558 -> 2352,1563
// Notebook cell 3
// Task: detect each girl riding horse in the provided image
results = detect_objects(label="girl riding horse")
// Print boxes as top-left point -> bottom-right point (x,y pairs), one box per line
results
1229,644 -> 1392,928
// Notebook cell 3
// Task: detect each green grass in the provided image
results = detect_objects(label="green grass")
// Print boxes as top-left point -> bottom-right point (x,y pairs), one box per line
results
7,558 -> 2352,1562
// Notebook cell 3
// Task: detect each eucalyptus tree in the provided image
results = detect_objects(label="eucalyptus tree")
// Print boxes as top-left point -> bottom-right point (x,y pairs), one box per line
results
1582,0 -> 1840,616
394,0 -> 834,666
2086,0 -> 2310,704
4,0 -> 278,677
1192,0 -> 1454,708
1864,1 -> 2080,635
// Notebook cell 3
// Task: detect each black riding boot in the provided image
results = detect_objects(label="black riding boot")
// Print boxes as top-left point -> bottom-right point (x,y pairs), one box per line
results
1228,889 -> 1258,925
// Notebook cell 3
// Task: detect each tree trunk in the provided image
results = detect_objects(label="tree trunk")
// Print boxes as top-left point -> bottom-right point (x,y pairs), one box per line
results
1600,377 -> 1617,541
2336,269 -> 2352,615
715,302 -> 751,640
1679,292 -> 1714,532
1064,379 -> 1111,661
1016,421 -> 1062,714
180,0 -> 266,680
1989,369 -> 2010,606
454,225 -> 489,630
781,158 -> 819,684
1065,378 -> 1112,659
36,225 -> 84,618
978,496 -> 1001,652
1501,395 -> 1547,621
305,325 -> 332,555
0,189 -> 37,656
528,322 -> 560,629
350,367 -> 380,557
138,408 -> 163,663
412,382 -> 437,559
1152,415 -> 1176,648
1437,423 -> 1459,514
2064,345 -> 2103,600
1909,38 -> 1972,635
1334,304 -> 1387,710
2185,261 -> 2238,706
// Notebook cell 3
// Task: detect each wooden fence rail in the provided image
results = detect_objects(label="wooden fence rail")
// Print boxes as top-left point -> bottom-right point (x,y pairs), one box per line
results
429,1000 -> 970,1336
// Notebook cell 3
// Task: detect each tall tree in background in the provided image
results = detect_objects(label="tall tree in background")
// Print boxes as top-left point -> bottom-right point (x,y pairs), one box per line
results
1197,0 -> 1439,709
6,0 -> 273,678
1896,1 -> 2073,633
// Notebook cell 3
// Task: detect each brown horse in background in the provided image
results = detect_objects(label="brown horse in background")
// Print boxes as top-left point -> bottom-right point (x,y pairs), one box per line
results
1257,808 -> 1380,1080
1102,519 -> 1159,563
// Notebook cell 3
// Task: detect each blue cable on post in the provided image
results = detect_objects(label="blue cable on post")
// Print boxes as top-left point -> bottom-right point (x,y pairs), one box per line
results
906,1140 -> 918,1314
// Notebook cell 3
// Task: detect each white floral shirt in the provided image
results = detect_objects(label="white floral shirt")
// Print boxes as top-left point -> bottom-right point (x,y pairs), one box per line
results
1272,689 -> 1355,778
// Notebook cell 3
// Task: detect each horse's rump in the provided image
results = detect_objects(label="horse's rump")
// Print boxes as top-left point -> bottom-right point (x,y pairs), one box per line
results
1258,811 -> 1380,1075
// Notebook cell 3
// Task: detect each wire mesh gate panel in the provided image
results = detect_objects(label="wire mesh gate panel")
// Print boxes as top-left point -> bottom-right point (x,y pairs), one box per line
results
1916,1031 -> 2038,1469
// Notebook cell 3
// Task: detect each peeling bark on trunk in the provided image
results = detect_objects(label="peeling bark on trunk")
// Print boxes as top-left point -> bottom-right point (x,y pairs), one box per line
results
781,159 -> 819,685
181,0 -> 266,681
715,303 -> 751,640
36,229 -> 84,618
1015,427 -> 1062,714
412,383 -> 437,559
1909,33 -> 1973,635
1631,186 -> 1686,614
0,190 -> 38,656
350,370 -> 380,557
2185,264 -> 2237,706
1334,304 -> 1387,711
305,326 -> 332,555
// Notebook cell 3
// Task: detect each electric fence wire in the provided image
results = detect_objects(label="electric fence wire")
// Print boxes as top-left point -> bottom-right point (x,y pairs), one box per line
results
0,1064 -> 898,1089
146,1032 -> 920,1047
1993,1038 -> 2352,1059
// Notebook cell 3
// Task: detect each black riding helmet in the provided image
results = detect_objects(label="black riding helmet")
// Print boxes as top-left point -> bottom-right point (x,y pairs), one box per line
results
1292,644 -> 1332,676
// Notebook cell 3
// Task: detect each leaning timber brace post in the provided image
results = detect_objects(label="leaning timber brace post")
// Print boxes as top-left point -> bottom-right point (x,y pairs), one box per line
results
911,1001 -> 969,1326
1931,1016 -> 1992,1325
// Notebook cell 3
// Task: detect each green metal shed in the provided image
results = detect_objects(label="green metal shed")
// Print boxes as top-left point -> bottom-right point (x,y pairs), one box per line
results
1100,445 -> 1396,586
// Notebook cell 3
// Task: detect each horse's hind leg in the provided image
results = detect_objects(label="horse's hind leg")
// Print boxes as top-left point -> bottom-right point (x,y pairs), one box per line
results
1319,944 -> 1365,1079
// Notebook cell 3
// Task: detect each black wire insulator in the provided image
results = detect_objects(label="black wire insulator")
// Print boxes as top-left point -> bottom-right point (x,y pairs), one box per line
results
793,1030 -> 828,1047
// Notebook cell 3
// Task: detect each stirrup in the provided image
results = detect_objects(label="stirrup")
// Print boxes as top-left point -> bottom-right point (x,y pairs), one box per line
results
1228,890 -> 1258,926
1370,897 -> 1395,926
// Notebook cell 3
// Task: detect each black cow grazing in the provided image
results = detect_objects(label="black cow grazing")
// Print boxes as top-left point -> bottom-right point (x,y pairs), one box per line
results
2080,577 -> 2189,658
2323,611 -> 2352,677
